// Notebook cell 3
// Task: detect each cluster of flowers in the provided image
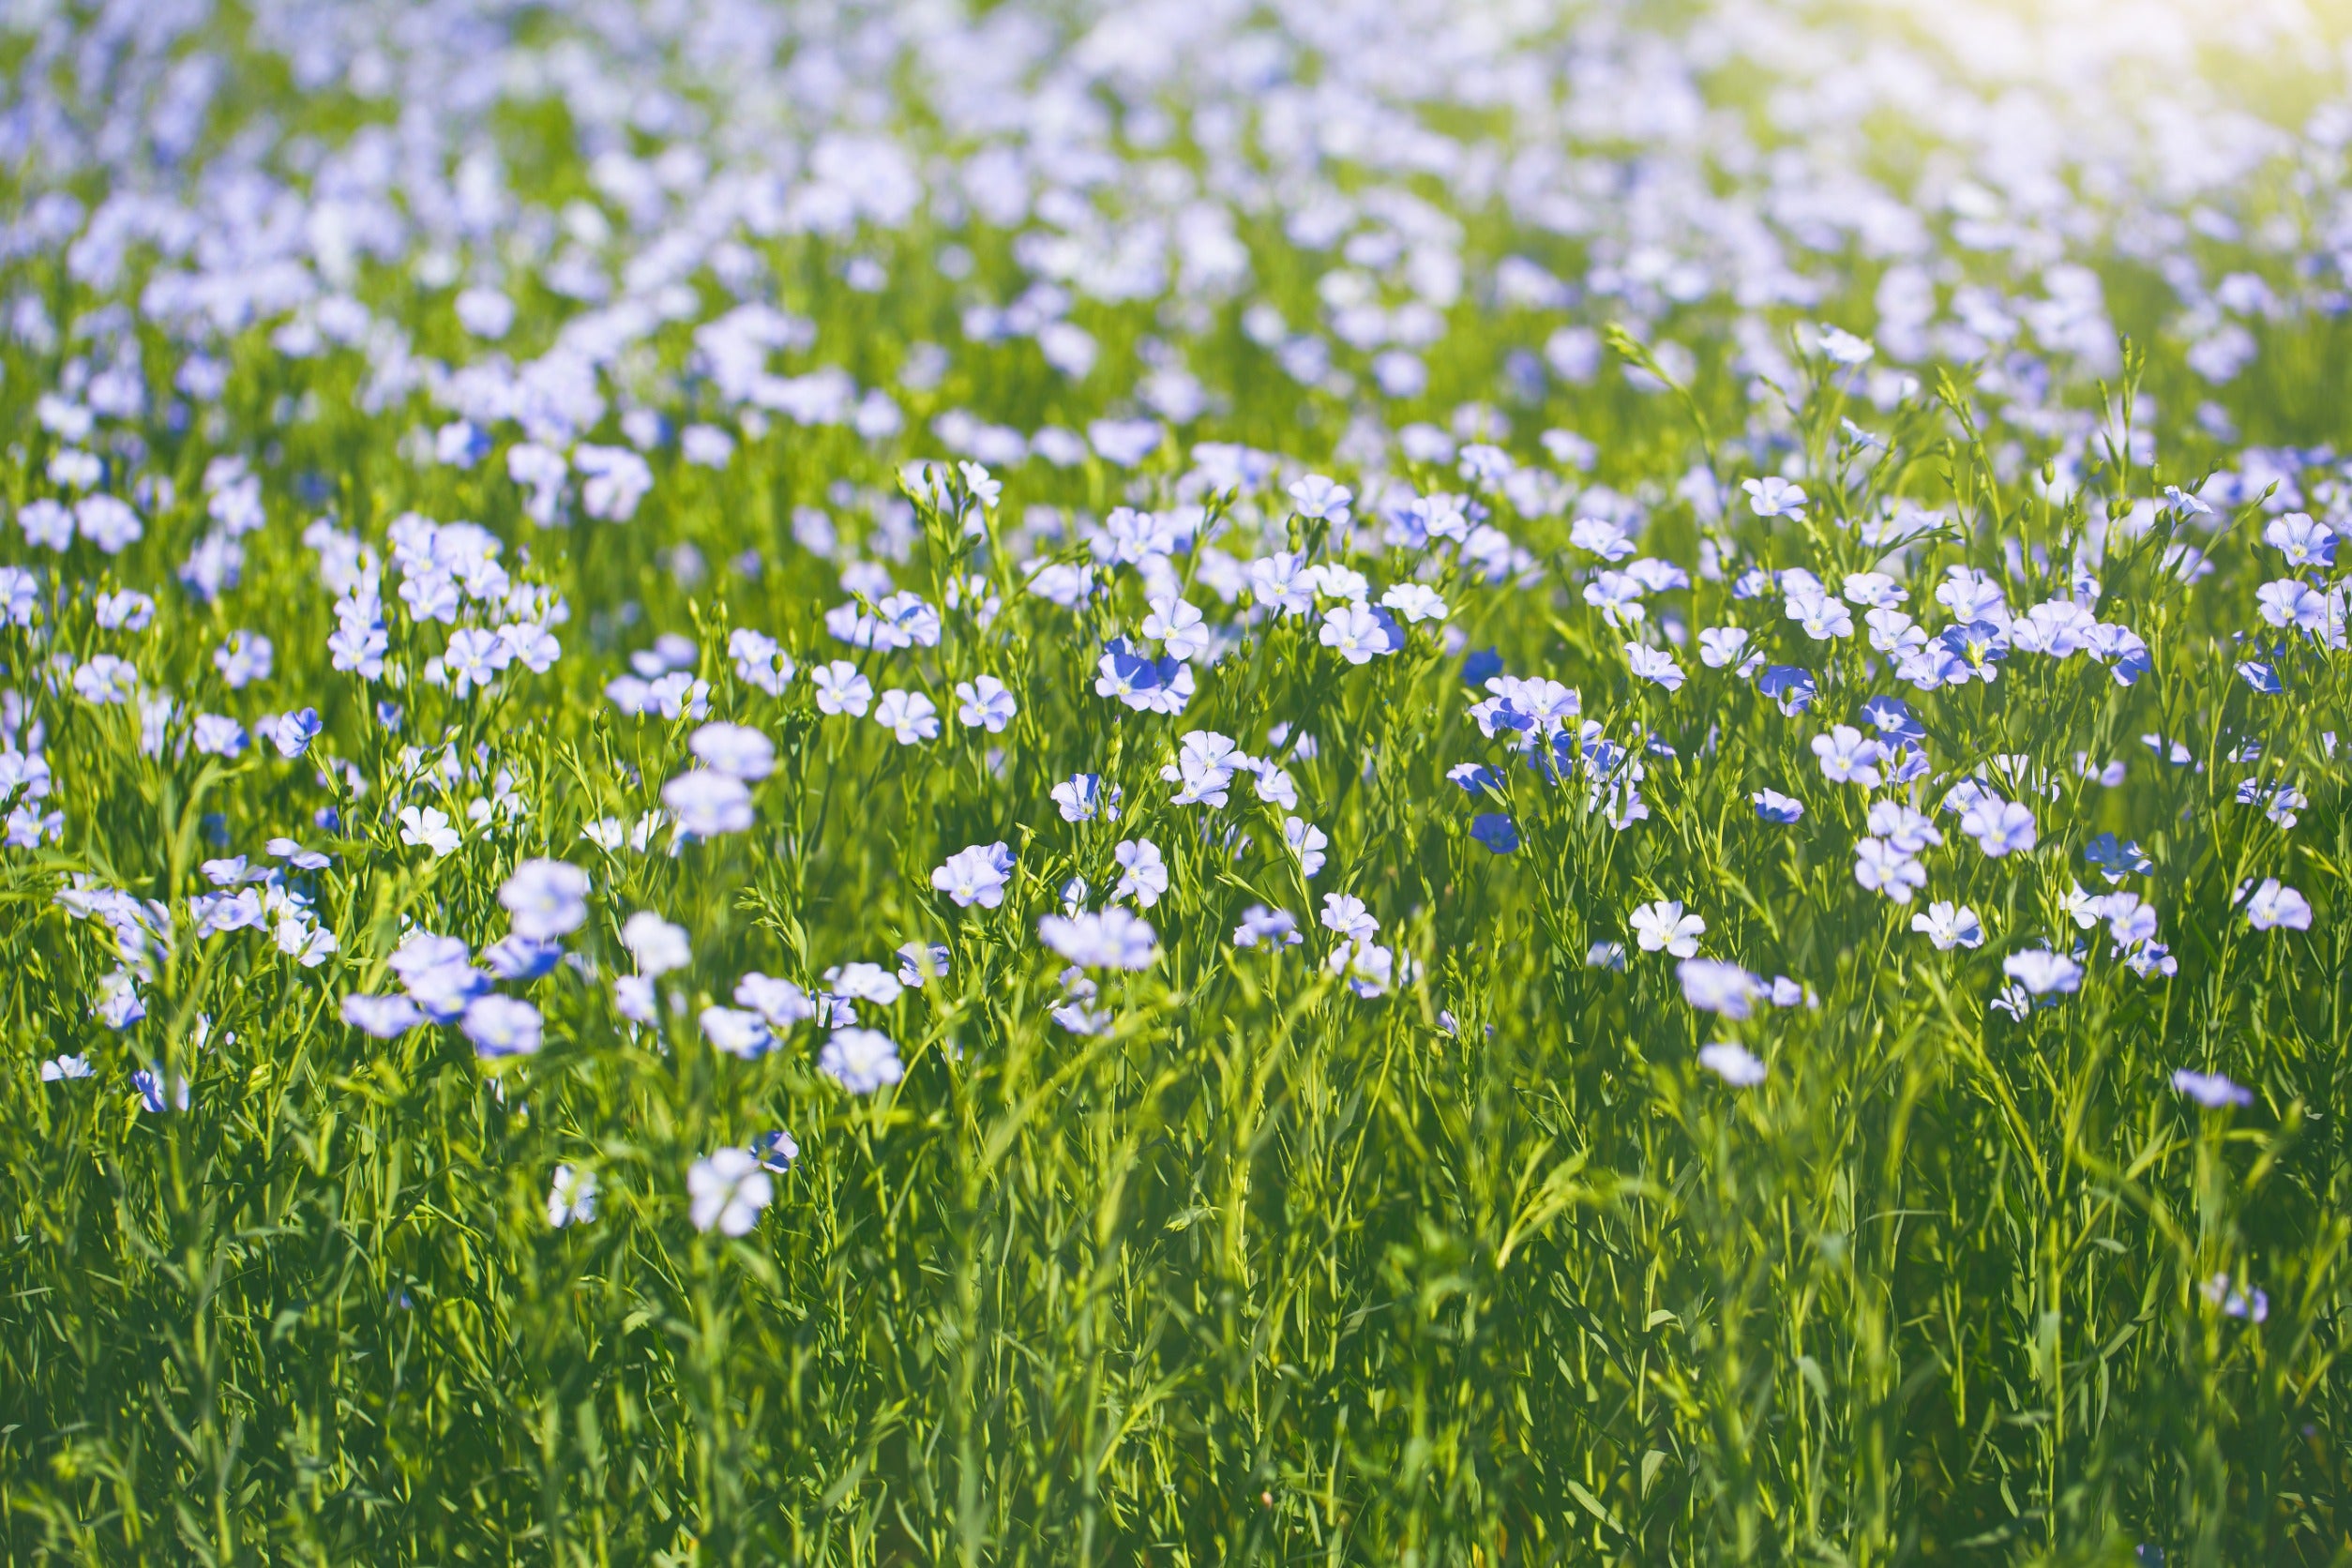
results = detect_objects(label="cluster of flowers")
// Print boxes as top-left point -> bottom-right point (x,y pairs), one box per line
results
7,0 -> 2343,1261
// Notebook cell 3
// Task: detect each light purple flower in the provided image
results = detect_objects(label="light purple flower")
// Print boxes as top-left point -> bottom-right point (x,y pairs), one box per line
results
873,688 -> 940,744
547,1165 -> 598,1227
1697,1042 -> 1767,1086
701,1005 -> 774,1059
1960,797 -> 2037,857
663,769 -> 754,836
955,675 -> 1018,732
1854,838 -> 1925,902
690,722 -> 776,780
501,859 -> 591,941
2000,949 -> 2082,996
2172,1069 -> 2253,1108
1039,909 -> 1159,969
269,709 -> 323,758
812,660 -> 873,716
462,994 -> 543,1058
1678,959 -> 1762,1018
1113,838 -> 1168,907
819,1027 -> 904,1093
2244,878 -> 2313,931
932,841 -> 1015,909
1625,641 -> 1684,691
341,993 -> 422,1038
1742,475 -> 1807,519
1320,602 -> 1401,665
1812,725 -> 1888,787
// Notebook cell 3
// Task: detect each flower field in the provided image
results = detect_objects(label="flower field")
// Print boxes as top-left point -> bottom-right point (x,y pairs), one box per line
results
3,0 -> 2351,1560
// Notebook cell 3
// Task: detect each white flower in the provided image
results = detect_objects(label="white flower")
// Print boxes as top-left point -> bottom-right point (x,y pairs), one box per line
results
1319,602 -> 1400,665
1697,1042 -> 1767,1086
623,912 -> 691,976
1910,901 -> 1984,950
547,1165 -> 599,1227
1379,583 -> 1448,624
398,806 -> 461,858
1743,475 -> 1807,519
687,1148 -> 773,1235
1630,899 -> 1705,957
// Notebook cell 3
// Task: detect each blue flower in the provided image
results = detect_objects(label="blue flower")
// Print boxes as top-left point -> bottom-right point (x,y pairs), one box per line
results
1758,665 -> 1817,716
1448,761 -> 1504,798
270,708 -> 323,758
1858,693 -> 1925,743
1469,813 -> 1519,853
2083,833 -> 2152,883
484,936 -> 563,982
1752,790 -> 1804,823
